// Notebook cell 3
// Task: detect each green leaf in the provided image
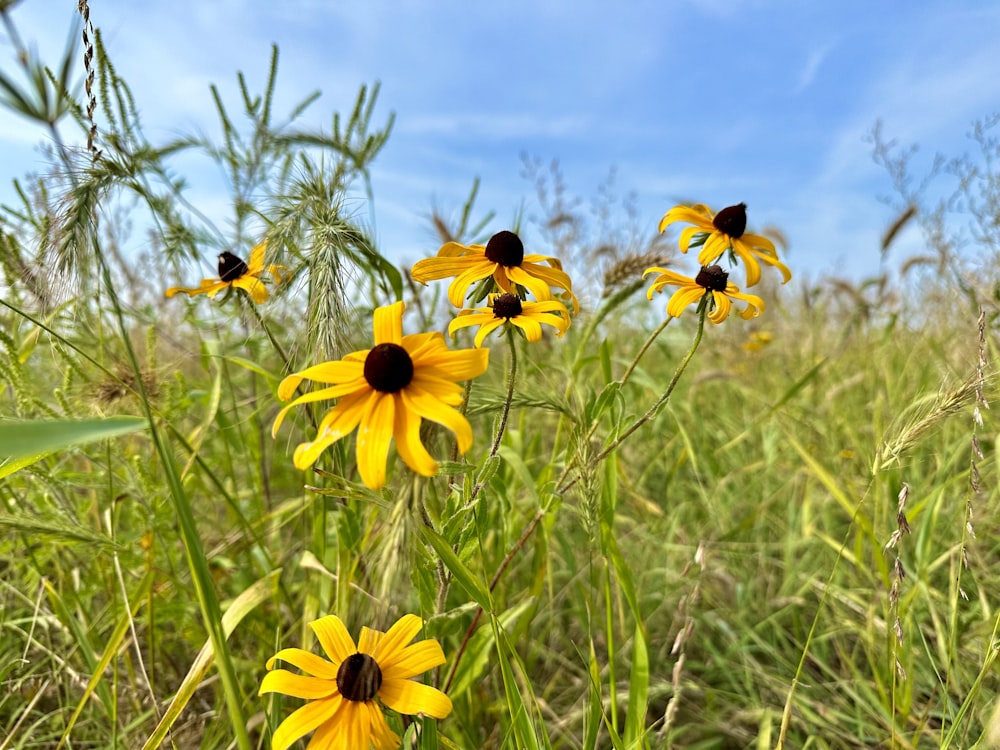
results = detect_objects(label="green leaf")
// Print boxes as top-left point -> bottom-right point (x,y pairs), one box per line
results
0,416 -> 147,475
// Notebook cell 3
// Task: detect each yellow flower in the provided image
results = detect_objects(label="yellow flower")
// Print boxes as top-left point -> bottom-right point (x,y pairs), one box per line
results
165,242 -> 287,304
411,230 -> 579,312
743,330 -> 774,352
260,614 -> 452,750
272,301 -> 489,489
658,203 -> 791,287
643,264 -> 764,324
447,292 -> 570,348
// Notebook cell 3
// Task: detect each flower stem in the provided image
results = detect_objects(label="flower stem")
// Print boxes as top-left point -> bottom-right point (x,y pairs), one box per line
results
466,328 -> 518,507
560,306 -> 706,493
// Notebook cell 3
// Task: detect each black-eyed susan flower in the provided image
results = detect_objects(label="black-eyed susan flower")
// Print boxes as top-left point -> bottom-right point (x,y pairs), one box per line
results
658,203 -> 791,287
165,242 -> 286,304
260,614 -> 452,750
447,292 -> 570,348
272,301 -> 489,489
411,230 -> 579,312
644,264 -> 764,324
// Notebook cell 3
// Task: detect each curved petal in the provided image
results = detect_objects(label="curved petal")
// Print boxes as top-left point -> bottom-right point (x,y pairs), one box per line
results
292,390 -> 370,469
698,232 -> 731,266
378,678 -> 453,719
740,232 -> 777,255
355,391 -> 395,489
270,695 -> 341,750
164,278 -> 228,298
265,647 -> 340,679
402,385 -> 475,454
658,205 -> 714,234
406,374 -> 466,406
447,310 -> 495,338
677,225 -> 704,252
247,242 -> 267,273
510,315 -> 543,342
380,639 -> 447,681
232,275 -> 268,304
731,246 -> 762,287
311,615 -> 357,663
708,291 -> 732,324
400,332 -> 444,360
447,259 -> 498,307
367,701 -> 401,750
259,670 -> 338,699
393,392 -> 438,477
524,311 -> 570,336
280,360 -> 367,395
666,286 -> 706,318
473,317 -> 505,348
373,301 -> 405,345
272,381 -> 369,437
436,241 -> 485,258
412,344 -> 490,381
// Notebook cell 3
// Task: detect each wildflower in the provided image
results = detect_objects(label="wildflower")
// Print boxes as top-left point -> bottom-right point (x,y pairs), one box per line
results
447,292 -> 570,348
643,264 -> 764,324
743,330 -> 774,352
658,203 -> 791,287
260,614 -> 452,750
272,301 -> 488,489
411,230 -> 579,312
165,242 -> 286,304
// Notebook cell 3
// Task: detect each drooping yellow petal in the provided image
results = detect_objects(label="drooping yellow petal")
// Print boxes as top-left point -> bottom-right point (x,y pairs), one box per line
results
292,390 -> 369,470
392,392 -> 438,477
264,647 -> 340,679
473,317 -> 505,348
510,315 -> 543,342
410,254 -> 480,282
412,344 -> 490,381
232,275 -> 268,304
272,381 -> 369,437
379,678 -> 453,719
259,670 -> 339,700
355,391 -> 395,489
659,205 -> 714,234
402,384 -> 475,454
270,695 -> 342,750
666,286 -> 706,318
164,278 -> 228,299
367,701 -> 401,750
447,310 -> 496,338
311,615 -> 357,664
708,291 -> 732,324
446,258 -> 499,307
373,300 -> 404,345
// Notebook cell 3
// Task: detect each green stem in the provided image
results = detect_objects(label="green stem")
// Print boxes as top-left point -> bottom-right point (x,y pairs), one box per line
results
560,306 -> 706,493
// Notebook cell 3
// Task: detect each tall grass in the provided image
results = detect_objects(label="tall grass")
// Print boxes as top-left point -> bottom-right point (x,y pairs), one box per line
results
2,6 -> 1000,750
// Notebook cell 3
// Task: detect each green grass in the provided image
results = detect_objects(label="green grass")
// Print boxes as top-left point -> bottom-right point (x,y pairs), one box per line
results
3,9 -> 1000,750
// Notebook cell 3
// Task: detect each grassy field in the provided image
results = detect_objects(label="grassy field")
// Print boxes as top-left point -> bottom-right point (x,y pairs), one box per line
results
3,13 -> 1000,750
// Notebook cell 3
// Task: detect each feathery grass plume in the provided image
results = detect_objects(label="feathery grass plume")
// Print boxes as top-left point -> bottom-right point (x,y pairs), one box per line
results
601,249 -> 673,296
77,0 -> 100,161
883,482 -> 910,685
873,372 -> 981,474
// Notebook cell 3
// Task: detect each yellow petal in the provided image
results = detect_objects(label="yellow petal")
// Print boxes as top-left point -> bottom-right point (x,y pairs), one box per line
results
510,315 -> 543,342
358,625 -> 384,656
473,318 -> 505,348
259,670 -> 338,699
291,390 -> 369,469
271,382 -> 368,437
392,393 -> 438,477
413,344 -> 490,381
247,241 -> 267,273
232,275 -> 268,304
164,278 -> 228,298
283,360 -> 367,389
402,385 -> 474,454
666,286 -> 705,318
373,301 -> 404,345
447,259 -> 498,307
380,639 -> 447,681
264,647 -> 339,679
447,310 -> 494,338
708,291 -> 732,324
310,615 -> 357,663
374,614 -> 423,663
270,695 -> 341,750
658,205 -> 714,234
355,391 -> 394,489
378,678 -> 453,719
410,255 -> 481,283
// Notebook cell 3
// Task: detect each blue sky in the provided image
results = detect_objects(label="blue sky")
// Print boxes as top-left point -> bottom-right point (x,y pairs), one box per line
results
2,1 -> 999,286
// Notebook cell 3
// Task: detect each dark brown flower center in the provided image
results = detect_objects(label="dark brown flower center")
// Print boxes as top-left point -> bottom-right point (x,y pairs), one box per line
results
364,343 -> 414,393
336,653 -> 383,702
484,230 -> 525,267
492,292 -> 523,319
218,251 -> 250,282
695,265 -> 729,292
712,203 -> 747,239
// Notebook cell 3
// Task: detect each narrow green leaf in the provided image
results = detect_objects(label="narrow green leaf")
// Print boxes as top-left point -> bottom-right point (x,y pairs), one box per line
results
0,416 -> 146,465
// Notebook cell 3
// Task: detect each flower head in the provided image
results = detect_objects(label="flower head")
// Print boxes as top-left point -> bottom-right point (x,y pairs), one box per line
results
411,230 -> 579,312
272,301 -> 489,488
644,264 -> 764,324
447,292 -> 571,348
260,614 -> 452,750
658,203 -> 791,287
165,242 -> 287,304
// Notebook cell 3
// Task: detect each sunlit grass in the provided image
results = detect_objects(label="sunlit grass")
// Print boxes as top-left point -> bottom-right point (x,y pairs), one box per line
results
2,5 -> 1000,750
